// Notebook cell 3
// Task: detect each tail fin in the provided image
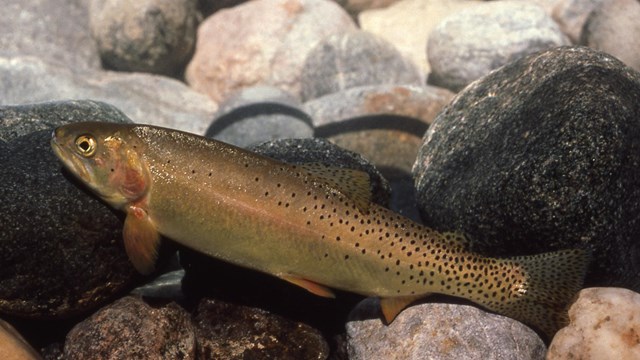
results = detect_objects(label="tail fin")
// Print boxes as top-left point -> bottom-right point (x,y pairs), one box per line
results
499,249 -> 589,340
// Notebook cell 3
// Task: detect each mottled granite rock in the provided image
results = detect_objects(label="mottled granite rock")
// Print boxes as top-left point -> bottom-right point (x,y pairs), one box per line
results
0,55 -> 217,135
0,101 -> 137,318
0,319 -> 41,360
548,287 -> 640,359
300,31 -> 423,101
427,1 -> 569,91
89,0 -> 199,76
0,0 -> 100,71
552,0 -> 606,43
412,46 -> 640,290
347,298 -> 546,360
64,296 -> 196,359
194,298 -> 329,359
359,0 -> 476,72
205,86 -> 313,147
185,0 -> 356,102
580,0 -> 640,72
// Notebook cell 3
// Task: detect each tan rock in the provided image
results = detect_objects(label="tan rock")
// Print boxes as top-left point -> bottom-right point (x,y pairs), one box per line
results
548,287 -> 640,360
185,0 -> 356,103
0,319 -> 41,360
359,0 -> 477,73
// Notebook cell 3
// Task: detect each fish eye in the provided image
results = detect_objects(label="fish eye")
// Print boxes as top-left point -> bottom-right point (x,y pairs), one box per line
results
75,135 -> 97,157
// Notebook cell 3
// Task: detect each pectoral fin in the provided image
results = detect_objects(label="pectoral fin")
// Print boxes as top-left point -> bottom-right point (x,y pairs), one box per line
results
280,275 -> 336,298
123,205 -> 160,275
380,294 -> 428,324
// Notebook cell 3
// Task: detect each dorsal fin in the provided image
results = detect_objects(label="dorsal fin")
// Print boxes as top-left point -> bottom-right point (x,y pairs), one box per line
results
299,163 -> 372,213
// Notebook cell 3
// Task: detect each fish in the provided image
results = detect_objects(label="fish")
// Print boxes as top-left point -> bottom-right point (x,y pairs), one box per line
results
51,121 -> 589,339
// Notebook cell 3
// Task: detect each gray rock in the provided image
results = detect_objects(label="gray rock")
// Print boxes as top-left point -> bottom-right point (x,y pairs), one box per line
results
64,296 -> 196,359
580,0 -> 640,72
0,0 -> 100,71
130,270 -> 185,300
250,137 -> 391,207
300,31 -> 423,101
347,298 -> 546,360
194,298 -> 329,360
88,0 -> 199,76
0,101 -> 137,318
205,86 -> 313,148
552,0 -> 606,43
412,46 -> 640,291
185,0 -> 357,103
427,1 -> 569,92
0,55 -> 217,135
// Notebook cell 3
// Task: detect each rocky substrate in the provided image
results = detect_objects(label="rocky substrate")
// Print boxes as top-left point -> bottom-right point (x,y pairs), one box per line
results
2,0 -> 640,359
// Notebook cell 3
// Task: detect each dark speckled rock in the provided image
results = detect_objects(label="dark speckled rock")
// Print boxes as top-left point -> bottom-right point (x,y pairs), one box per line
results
412,46 -> 640,290
64,296 -> 195,359
194,298 -> 329,360
0,101 -> 137,318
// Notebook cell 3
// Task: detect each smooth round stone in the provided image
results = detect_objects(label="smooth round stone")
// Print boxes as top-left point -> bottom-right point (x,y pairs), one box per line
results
89,0 -> 199,76
0,319 -> 41,360
185,0 -> 356,103
347,298 -> 546,360
412,46 -> 640,291
580,0 -> 640,72
300,31 -> 423,101
0,101 -> 138,319
64,296 -> 196,359
551,0 -> 606,43
427,1 -> 569,91
205,86 -> 314,148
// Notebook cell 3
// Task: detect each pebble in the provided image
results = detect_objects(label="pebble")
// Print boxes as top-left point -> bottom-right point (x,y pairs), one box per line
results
185,0 -> 356,103
580,0 -> 640,72
548,287 -> 640,359
64,296 -> 196,359
205,86 -> 313,147
88,0 -> 199,76
0,55 -> 217,135
427,1 -> 569,92
0,101 -> 138,319
0,319 -> 42,360
551,0 -> 606,43
413,46 -> 640,291
347,298 -> 546,360
300,30 -> 423,101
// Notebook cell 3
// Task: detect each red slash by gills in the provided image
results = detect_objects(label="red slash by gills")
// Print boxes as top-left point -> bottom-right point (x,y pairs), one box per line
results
51,122 -> 588,338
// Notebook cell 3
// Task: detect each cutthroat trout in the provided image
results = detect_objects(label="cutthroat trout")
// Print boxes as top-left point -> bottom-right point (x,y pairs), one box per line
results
51,122 -> 588,338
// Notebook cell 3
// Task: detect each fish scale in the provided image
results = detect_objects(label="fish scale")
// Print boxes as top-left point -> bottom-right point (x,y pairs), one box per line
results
51,122 -> 589,340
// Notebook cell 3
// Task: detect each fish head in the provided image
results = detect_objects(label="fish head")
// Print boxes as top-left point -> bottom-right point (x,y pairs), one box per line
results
51,122 -> 150,209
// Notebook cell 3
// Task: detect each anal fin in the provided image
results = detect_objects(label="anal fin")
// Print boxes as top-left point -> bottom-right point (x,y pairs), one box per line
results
380,294 -> 428,324
280,275 -> 336,298
123,205 -> 160,275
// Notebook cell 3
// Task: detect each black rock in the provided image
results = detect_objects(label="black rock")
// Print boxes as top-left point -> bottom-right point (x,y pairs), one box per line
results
194,298 -> 329,360
412,46 -> 640,290
0,101 -> 138,319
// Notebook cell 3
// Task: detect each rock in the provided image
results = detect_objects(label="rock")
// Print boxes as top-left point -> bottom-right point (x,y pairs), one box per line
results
205,86 -> 313,147
0,0 -> 100,71
130,269 -> 185,300
347,298 -> 546,360
64,296 -> 196,359
197,0 -> 247,17
300,31 -> 423,101
0,319 -> 42,360
427,1 -> 569,92
333,0 -> 402,17
88,0 -> 199,76
580,0 -> 640,72
250,137 -> 391,207
359,0 -> 475,72
194,298 -> 329,359
185,0 -> 356,103
304,84 -> 454,129
552,0 -> 606,43
548,287 -> 640,359
412,46 -> 640,291
0,55 -> 217,135
0,101 -> 138,318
